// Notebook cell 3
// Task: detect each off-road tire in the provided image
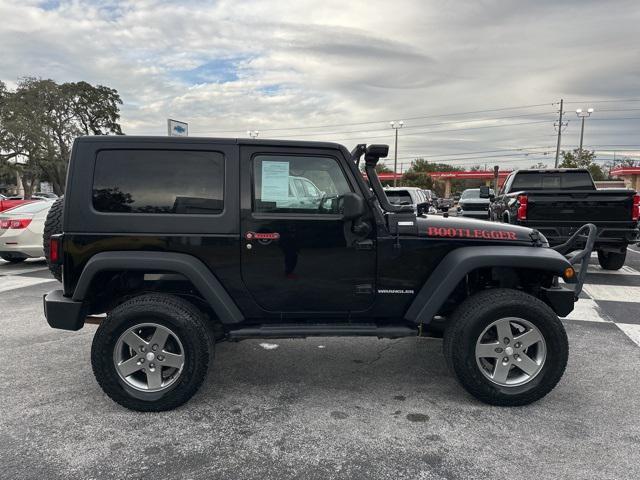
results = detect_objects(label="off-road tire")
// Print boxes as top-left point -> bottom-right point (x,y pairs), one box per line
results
43,196 -> 64,281
597,249 -> 626,271
91,293 -> 213,411
443,288 -> 568,406
0,254 -> 26,263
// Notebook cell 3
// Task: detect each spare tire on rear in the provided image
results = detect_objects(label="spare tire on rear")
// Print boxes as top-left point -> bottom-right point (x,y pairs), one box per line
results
43,196 -> 64,282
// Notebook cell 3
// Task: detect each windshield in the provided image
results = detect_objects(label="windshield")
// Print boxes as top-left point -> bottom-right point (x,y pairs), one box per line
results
385,191 -> 413,205
511,171 -> 595,190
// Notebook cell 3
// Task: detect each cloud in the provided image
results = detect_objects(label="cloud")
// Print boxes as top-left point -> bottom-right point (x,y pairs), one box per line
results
1,0 -> 639,169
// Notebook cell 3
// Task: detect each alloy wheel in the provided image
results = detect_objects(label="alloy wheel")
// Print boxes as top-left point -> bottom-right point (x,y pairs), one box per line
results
113,323 -> 185,392
475,317 -> 547,387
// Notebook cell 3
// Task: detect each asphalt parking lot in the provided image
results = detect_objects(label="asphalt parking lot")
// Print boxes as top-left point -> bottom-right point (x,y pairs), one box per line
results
1,255 -> 639,480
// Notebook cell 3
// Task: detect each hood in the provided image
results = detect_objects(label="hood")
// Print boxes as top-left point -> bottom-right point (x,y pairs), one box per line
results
459,198 -> 490,205
415,215 -> 538,244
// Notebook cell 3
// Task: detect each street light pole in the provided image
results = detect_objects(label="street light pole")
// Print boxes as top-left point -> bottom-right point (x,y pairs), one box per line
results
390,121 -> 404,186
575,108 -> 593,161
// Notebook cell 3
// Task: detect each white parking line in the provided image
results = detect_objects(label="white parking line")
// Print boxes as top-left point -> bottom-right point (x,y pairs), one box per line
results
0,275 -> 55,293
0,265 -> 49,276
584,265 -> 640,276
617,323 -> 640,348
582,284 -> 640,303
562,299 -> 609,323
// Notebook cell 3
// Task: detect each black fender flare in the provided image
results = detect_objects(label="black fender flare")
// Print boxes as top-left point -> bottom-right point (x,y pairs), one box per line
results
404,246 -> 572,324
72,251 -> 244,324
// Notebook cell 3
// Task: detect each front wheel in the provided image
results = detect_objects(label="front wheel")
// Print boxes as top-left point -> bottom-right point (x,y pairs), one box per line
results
91,293 -> 213,411
443,289 -> 568,406
597,249 -> 626,270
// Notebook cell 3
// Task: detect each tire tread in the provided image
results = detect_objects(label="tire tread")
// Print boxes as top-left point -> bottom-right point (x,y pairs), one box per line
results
443,288 -> 568,406
91,293 -> 212,411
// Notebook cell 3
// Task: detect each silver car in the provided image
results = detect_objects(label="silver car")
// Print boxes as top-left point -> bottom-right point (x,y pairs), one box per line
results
457,188 -> 494,219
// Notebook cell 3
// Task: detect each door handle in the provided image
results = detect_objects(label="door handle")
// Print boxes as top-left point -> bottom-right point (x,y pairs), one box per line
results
245,231 -> 280,241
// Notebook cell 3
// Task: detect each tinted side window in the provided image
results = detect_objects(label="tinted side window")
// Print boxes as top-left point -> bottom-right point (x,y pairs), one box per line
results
93,150 -> 224,214
253,155 -> 351,214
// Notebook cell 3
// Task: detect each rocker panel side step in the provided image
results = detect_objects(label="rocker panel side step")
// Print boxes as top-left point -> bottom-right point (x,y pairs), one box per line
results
227,323 -> 418,340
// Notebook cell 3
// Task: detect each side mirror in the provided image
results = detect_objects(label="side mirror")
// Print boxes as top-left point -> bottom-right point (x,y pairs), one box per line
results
342,192 -> 366,220
479,186 -> 490,198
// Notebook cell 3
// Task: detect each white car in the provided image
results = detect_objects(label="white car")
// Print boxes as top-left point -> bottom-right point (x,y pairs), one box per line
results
0,201 -> 53,263
384,187 -> 431,215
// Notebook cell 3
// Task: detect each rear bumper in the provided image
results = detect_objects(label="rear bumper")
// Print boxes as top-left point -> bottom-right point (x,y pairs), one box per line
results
518,222 -> 639,247
43,289 -> 86,331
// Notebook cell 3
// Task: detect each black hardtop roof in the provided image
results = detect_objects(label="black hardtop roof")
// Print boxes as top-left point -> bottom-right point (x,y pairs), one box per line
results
75,135 -> 346,150
513,168 -> 590,174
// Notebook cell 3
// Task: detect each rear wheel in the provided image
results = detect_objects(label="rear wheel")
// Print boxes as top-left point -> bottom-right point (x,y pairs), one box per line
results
0,254 -> 26,263
91,293 -> 213,411
597,249 -> 626,270
43,196 -> 64,281
443,288 -> 568,406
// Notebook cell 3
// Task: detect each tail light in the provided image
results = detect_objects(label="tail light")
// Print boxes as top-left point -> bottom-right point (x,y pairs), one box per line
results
49,234 -> 63,265
633,194 -> 640,221
0,219 -> 9,229
6,218 -> 32,229
516,195 -> 528,221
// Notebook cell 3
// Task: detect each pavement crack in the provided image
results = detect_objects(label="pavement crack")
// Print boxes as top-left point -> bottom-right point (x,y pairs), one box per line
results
366,341 -> 398,366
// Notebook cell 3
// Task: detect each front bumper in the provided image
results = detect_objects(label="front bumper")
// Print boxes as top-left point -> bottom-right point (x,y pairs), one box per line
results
553,223 -> 598,300
458,209 -> 489,218
43,289 -> 86,331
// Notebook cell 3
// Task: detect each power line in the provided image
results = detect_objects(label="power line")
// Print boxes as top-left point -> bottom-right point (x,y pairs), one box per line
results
563,98 -> 640,104
387,146 -> 554,161
327,120 -> 553,142
189,102 -> 554,134
263,112 -> 556,139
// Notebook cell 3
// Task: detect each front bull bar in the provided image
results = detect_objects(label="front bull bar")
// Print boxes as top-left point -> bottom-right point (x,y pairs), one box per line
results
552,223 -> 597,299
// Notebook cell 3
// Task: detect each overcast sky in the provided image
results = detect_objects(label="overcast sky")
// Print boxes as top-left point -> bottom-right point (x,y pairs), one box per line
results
1,0 -> 639,170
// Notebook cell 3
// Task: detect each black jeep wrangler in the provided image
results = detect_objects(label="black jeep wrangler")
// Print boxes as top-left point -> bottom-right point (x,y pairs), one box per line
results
43,137 -> 595,411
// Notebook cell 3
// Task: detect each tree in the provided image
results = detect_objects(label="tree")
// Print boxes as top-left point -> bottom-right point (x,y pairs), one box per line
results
402,158 -> 465,195
0,77 -> 123,196
559,148 -> 605,181
530,162 -> 548,169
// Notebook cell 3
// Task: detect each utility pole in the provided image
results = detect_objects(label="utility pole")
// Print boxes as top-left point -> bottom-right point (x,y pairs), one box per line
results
390,121 -> 404,186
554,99 -> 565,167
576,108 -> 594,161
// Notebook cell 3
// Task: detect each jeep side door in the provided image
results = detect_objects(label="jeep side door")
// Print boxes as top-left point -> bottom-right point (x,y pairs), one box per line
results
240,145 -> 376,315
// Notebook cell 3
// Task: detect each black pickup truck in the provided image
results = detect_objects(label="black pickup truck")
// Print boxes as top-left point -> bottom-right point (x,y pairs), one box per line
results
488,168 -> 639,270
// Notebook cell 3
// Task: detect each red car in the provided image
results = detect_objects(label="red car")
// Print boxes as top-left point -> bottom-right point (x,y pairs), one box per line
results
0,194 -> 35,213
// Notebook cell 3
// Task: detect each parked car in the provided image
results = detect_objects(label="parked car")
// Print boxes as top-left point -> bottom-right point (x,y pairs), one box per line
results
33,192 -> 59,200
44,136 -> 594,411
457,188 -> 494,219
384,187 -> 430,215
435,196 -> 455,212
421,189 -> 435,206
0,200 -> 52,262
0,194 -> 34,213
488,168 -> 639,270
